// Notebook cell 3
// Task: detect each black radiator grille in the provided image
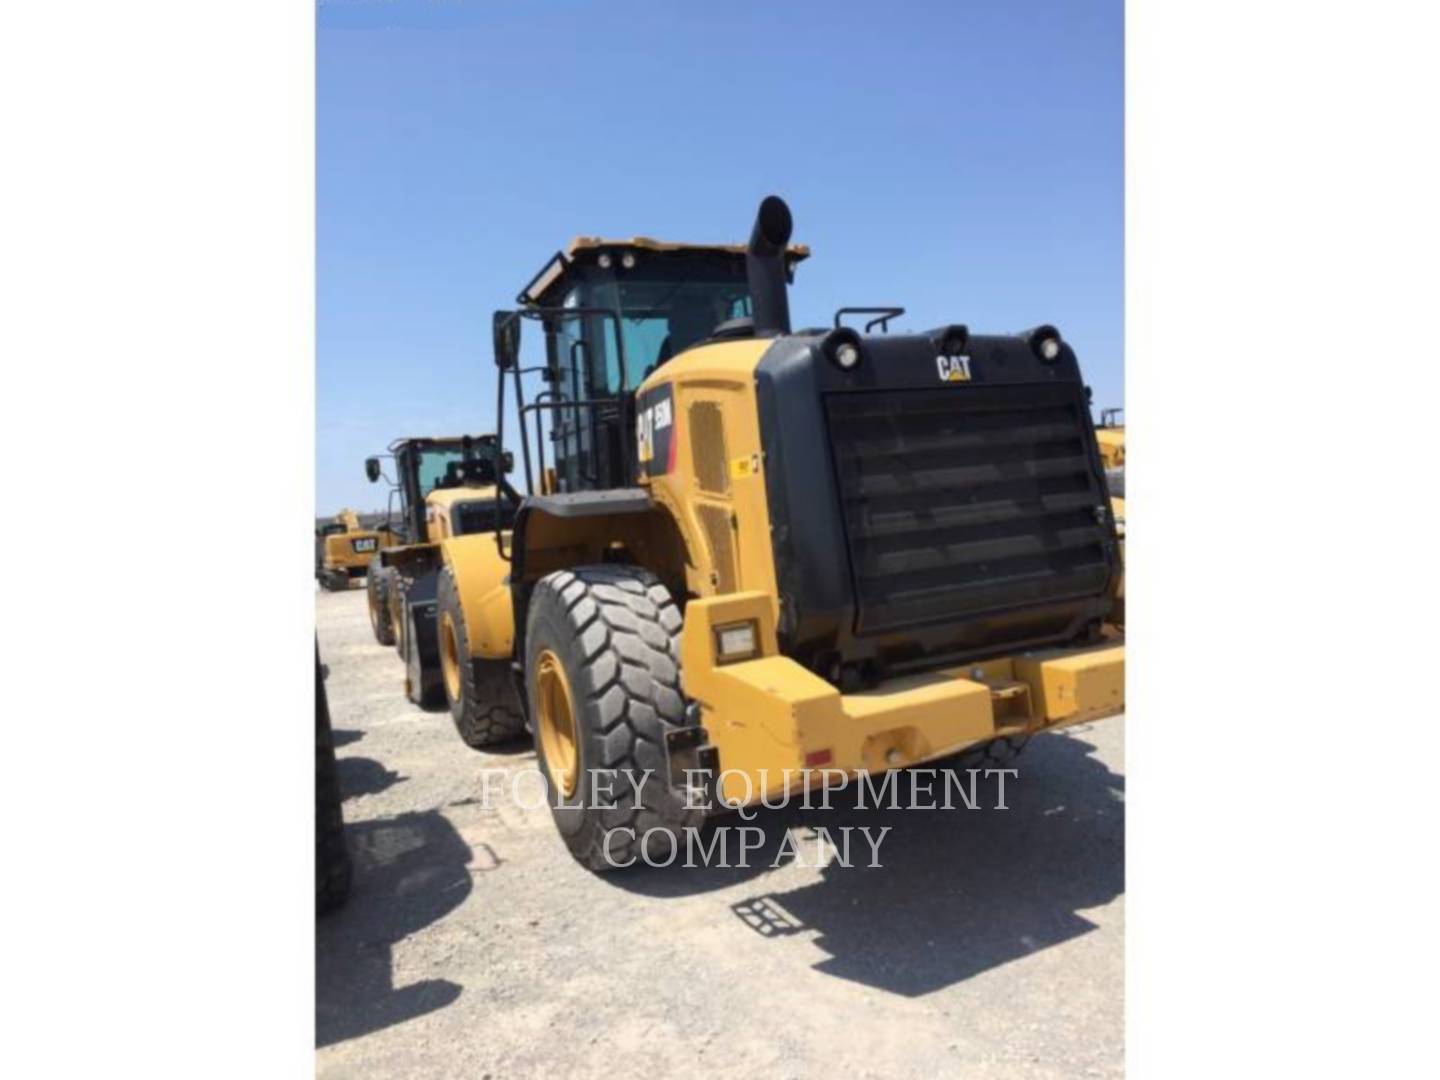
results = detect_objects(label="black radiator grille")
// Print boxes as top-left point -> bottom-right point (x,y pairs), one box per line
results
453,502 -> 516,537
824,383 -> 1112,635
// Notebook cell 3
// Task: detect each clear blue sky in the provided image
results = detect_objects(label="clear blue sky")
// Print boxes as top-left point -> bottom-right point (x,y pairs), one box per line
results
318,0 -> 1122,511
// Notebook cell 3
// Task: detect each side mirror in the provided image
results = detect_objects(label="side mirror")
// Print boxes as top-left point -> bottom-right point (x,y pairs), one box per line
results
493,310 -> 521,370
365,457 -> 381,483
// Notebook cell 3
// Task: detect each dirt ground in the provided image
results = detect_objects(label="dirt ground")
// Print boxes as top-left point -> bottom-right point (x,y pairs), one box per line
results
316,585 -> 1125,1079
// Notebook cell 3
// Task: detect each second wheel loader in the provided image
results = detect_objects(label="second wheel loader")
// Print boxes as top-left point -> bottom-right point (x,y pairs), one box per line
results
363,435 -> 526,748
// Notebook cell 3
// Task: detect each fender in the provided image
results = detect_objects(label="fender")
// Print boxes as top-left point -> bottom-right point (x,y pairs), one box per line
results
379,542 -> 440,575
439,532 -> 515,659
509,490 -> 702,661
509,490 -> 657,586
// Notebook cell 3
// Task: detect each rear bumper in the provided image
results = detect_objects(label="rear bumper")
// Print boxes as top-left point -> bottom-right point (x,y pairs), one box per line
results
679,592 -> 1123,805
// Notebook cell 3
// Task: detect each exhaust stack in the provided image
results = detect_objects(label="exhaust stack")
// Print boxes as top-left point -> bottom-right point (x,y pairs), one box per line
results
746,195 -> 793,337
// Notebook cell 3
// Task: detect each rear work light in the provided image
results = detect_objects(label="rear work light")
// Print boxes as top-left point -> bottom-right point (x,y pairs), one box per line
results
714,621 -> 759,663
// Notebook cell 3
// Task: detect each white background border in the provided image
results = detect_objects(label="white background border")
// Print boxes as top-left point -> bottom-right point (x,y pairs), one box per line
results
3,1 -> 1438,1073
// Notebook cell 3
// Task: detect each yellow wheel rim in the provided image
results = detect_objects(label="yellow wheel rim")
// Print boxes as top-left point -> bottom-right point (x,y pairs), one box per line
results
367,585 -> 382,631
439,611 -> 462,702
390,597 -> 404,644
535,649 -> 579,798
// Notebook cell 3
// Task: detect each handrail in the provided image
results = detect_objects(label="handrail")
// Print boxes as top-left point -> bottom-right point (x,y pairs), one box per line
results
492,304 -> 633,561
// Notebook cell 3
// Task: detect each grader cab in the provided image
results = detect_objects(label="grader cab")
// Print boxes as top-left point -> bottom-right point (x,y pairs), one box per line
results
430,196 -> 1126,869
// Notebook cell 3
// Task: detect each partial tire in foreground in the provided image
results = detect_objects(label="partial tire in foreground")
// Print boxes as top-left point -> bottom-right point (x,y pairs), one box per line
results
316,646 -> 351,915
388,580 -> 407,657
524,565 -> 702,871
436,567 -> 525,749
367,560 -> 396,646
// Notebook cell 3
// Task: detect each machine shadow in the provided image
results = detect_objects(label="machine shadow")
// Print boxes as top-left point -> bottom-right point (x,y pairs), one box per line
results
330,728 -> 365,748
316,810 -> 473,1047
733,731 -> 1124,996
612,730 -> 1122,994
336,755 -> 405,801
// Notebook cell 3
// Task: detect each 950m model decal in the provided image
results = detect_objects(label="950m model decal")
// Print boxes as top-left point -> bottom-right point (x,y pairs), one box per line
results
937,354 -> 972,382
636,382 -> 676,477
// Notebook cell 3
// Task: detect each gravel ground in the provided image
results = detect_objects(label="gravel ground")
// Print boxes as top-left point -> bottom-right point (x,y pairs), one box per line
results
316,585 -> 1125,1079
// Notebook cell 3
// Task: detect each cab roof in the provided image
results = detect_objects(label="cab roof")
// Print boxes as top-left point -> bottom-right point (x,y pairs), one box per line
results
386,434 -> 496,453
519,235 -> 810,307
424,485 -> 499,510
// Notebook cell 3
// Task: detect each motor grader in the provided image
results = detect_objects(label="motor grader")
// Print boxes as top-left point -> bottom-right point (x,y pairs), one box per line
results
432,196 -> 1126,870
314,508 -> 395,591
363,434 -> 526,748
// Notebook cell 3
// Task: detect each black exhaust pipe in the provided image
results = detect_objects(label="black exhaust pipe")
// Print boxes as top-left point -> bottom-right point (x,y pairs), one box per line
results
747,195 -> 793,337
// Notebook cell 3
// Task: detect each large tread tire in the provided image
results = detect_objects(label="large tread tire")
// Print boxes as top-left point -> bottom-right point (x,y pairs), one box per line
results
388,578 -> 408,657
525,565 -> 702,872
367,560 -> 396,646
437,567 -> 525,749
316,648 -> 351,915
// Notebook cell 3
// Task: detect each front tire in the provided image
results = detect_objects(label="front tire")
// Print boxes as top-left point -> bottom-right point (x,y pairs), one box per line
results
367,560 -> 396,646
525,565 -> 701,871
436,568 -> 525,749
388,578 -> 407,656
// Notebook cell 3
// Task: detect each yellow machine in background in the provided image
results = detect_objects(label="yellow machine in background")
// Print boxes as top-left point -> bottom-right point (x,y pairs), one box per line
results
363,435 -> 526,749
1096,406 -> 1124,469
1096,407 -> 1124,627
427,196 -> 1126,871
315,508 -> 394,591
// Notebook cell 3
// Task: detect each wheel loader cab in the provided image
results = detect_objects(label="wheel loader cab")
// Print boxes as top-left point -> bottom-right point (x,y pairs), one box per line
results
375,435 -> 515,544
512,235 -> 807,496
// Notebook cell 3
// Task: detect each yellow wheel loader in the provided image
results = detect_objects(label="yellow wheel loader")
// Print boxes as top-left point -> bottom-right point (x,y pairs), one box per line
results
363,435 -> 527,749
314,508 -> 395,591
440,196 -> 1126,870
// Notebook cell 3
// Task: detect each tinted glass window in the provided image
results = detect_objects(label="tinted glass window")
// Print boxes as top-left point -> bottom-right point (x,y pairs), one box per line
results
415,449 -> 467,494
583,263 -> 752,393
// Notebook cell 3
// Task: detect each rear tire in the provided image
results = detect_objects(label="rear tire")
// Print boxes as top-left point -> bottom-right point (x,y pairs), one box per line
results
525,565 -> 702,872
367,560 -> 396,646
436,567 -> 525,749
